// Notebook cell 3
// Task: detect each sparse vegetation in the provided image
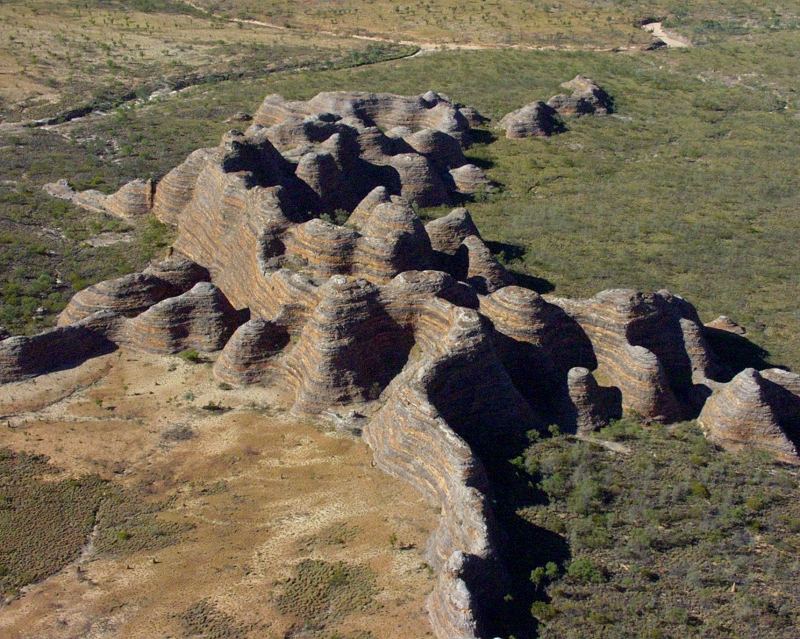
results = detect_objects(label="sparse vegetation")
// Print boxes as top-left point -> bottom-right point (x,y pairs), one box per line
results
276,559 -> 378,630
180,598 -> 250,639
0,448 -> 188,598
178,348 -> 202,363
518,422 -> 800,637
182,0 -> 800,48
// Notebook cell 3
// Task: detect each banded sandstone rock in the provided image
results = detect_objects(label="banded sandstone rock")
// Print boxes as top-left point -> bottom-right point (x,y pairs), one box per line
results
448,164 -> 493,194
480,285 -> 595,416
213,319 -> 289,385
0,312 -> 119,383
426,208 -> 480,256
255,91 -> 472,142
459,235 -> 514,294
550,289 -> 720,421
121,282 -> 240,354
498,101 -> 565,138
698,368 -> 800,464
58,256 -> 208,326
104,178 -> 154,218
457,106 -> 489,128
564,367 -> 620,434
547,75 -> 614,116
20,83 -> 800,639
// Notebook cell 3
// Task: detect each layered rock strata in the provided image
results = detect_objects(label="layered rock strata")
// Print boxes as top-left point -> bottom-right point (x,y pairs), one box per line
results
550,289 -> 721,422
500,75 -> 613,139
121,282 -> 240,354
547,75 -> 613,116
51,91 -> 493,221
15,86 -> 800,638
498,101 -> 564,138
698,368 -> 800,464
58,256 -> 209,325
43,178 -> 154,219
0,311 -> 119,384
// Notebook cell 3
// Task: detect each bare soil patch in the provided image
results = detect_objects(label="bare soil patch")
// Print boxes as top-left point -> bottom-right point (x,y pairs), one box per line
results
0,352 -> 436,638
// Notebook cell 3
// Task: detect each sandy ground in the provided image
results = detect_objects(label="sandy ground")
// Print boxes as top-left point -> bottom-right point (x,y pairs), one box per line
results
642,22 -> 691,48
0,351 -> 437,638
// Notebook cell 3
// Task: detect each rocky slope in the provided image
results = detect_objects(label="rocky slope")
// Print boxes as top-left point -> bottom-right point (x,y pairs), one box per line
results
9,89 -> 799,638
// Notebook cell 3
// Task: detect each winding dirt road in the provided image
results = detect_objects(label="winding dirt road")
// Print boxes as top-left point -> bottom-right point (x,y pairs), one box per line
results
642,21 -> 691,48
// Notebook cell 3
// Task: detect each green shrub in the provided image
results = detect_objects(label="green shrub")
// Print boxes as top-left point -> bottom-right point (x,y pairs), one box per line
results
689,480 -> 711,499
598,418 -> 642,442
178,348 -> 201,363
566,557 -> 608,584
530,561 -> 559,588
530,601 -> 558,623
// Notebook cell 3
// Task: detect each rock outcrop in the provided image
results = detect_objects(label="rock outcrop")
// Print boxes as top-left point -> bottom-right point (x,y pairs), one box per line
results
563,367 -> 619,434
121,282 -> 240,354
51,91 -> 492,220
213,318 -> 289,385
18,84 -> 800,638
103,178 -> 154,218
499,75 -> 613,139
547,75 -> 613,116
0,312 -> 119,384
698,368 -> 800,464
449,164 -> 493,194
706,315 -> 747,335
550,289 -> 720,421
498,101 -> 564,139
58,255 -> 209,326
43,178 -> 154,219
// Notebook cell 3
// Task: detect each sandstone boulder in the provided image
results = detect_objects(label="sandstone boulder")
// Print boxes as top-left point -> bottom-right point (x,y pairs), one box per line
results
498,101 -> 564,138
706,315 -> 747,335
448,164 -> 493,194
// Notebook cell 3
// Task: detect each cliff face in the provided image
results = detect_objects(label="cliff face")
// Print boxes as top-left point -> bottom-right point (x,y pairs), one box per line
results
20,89 -> 800,637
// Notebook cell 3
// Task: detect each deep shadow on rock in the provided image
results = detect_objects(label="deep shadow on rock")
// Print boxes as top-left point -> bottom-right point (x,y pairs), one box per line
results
703,326 -> 773,379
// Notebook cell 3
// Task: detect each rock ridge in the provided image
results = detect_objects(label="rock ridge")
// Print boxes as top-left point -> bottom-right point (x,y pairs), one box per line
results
15,87 -> 800,637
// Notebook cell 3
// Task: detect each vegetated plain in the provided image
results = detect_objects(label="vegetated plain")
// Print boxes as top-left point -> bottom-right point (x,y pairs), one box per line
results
186,0 -> 800,49
1,2 -> 800,637
516,420 -> 800,637
0,0 -> 414,121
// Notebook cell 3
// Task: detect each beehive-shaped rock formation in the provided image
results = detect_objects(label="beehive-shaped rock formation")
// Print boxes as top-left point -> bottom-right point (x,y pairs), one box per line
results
58,256 -> 209,325
499,75 -> 614,139
698,368 -> 800,464
213,318 -> 289,385
121,282 -> 240,354
19,85 -> 800,639
51,91 -> 492,222
547,75 -> 614,116
498,101 -> 564,138
43,178 -> 154,219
